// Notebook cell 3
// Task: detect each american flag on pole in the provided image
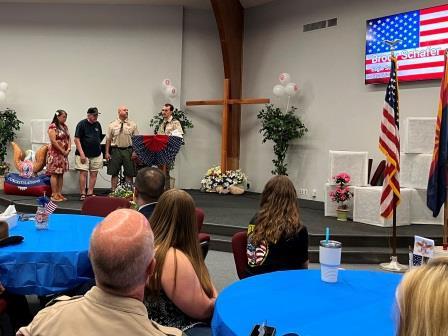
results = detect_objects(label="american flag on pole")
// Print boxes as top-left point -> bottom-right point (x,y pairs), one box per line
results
45,200 -> 57,214
366,4 -> 448,84
379,56 -> 400,218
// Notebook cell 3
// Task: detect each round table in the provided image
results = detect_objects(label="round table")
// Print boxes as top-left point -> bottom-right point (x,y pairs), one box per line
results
212,269 -> 402,336
0,214 -> 102,295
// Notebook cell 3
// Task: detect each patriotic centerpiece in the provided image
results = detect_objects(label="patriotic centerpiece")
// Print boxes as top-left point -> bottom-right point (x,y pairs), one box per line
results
35,194 -> 57,230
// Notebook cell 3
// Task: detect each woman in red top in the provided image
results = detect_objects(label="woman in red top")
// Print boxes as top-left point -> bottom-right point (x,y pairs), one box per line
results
46,110 -> 71,202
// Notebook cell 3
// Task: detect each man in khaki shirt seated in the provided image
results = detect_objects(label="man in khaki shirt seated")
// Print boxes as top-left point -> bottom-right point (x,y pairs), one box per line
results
17,209 -> 183,336
105,105 -> 139,191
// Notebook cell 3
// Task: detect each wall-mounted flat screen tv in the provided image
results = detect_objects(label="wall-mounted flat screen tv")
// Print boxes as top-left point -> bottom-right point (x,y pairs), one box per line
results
365,4 -> 448,84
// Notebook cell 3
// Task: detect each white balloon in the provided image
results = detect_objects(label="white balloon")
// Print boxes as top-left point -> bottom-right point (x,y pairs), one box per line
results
285,82 -> 299,96
0,82 -> 8,92
166,85 -> 177,98
278,73 -> 291,85
162,78 -> 171,87
0,91 -> 5,102
273,84 -> 285,97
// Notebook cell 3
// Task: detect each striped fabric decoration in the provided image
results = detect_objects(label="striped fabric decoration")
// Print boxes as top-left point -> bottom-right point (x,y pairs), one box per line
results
379,56 -> 401,218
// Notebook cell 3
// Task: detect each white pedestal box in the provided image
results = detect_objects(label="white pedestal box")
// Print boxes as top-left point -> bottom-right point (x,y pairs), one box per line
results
400,153 -> 432,189
324,183 -> 354,218
328,151 -> 369,187
410,189 -> 443,225
352,186 -> 411,227
404,117 -> 436,154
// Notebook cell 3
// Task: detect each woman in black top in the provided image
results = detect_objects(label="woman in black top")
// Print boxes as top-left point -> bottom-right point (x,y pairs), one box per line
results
247,175 -> 309,276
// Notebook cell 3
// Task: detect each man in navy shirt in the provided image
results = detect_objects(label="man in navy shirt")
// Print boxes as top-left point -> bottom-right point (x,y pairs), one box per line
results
74,107 -> 103,200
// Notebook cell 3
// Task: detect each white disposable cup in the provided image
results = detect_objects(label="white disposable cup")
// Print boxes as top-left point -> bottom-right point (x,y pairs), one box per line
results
319,240 -> 342,283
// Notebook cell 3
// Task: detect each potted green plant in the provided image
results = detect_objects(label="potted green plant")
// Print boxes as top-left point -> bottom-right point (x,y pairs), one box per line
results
257,104 -> 307,175
0,108 -> 23,175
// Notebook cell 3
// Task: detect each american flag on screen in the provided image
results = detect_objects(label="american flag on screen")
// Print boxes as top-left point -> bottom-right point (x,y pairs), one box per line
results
365,4 -> 448,84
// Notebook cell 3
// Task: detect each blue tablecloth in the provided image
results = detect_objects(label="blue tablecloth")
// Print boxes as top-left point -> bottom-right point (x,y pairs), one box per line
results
212,269 -> 402,336
0,214 -> 102,296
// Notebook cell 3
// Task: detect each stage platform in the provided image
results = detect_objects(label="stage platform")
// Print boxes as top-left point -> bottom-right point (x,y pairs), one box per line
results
0,189 -> 443,264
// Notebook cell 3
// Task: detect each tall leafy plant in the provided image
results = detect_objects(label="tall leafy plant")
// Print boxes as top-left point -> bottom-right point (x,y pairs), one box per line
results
0,108 -> 23,171
257,104 -> 308,175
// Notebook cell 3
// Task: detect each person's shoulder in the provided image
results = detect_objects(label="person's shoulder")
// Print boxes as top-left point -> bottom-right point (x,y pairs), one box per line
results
164,248 -> 193,270
48,123 -> 56,130
109,118 -> 119,126
36,295 -> 85,317
76,119 -> 87,127
166,247 -> 187,261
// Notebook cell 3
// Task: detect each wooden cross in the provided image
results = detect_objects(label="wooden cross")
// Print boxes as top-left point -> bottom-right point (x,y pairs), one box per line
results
186,79 -> 269,172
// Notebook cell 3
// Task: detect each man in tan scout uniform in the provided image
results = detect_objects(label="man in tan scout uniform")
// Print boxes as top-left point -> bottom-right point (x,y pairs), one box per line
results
17,209 -> 183,336
105,105 -> 139,191
157,103 -> 183,137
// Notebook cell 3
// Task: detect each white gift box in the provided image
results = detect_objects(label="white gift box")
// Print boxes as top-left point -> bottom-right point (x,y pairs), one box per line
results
0,214 -> 18,230
400,153 -> 432,189
324,183 -> 353,218
410,189 -> 443,225
404,117 -> 436,154
352,186 -> 411,227
328,151 -> 369,187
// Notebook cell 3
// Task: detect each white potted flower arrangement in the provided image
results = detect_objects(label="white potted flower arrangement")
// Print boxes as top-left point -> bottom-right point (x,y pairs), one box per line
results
200,166 -> 248,195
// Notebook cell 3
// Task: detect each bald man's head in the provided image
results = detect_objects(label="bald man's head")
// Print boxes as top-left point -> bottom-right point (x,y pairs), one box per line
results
117,105 -> 128,120
90,209 -> 154,294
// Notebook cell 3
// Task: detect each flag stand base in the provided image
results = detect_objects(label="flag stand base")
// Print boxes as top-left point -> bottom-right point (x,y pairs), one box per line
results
379,256 -> 408,273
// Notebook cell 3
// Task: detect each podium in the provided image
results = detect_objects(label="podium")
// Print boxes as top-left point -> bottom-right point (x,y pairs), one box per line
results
131,135 -> 183,175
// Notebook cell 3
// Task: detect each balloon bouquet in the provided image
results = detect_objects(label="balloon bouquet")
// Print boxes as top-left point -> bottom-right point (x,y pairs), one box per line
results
161,78 -> 178,99
272,73 -> 299,112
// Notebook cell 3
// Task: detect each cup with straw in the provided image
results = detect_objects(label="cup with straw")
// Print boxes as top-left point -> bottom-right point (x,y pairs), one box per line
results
319,227 -> 342,283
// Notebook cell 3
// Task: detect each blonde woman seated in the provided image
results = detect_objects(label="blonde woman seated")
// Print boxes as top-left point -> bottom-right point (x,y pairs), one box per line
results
396,257 -> 448,336
145,189 -> 218,336
247,175 -> 309,276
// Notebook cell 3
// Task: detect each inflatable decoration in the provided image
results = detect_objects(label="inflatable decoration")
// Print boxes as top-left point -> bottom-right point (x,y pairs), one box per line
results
4,142 -> 51,196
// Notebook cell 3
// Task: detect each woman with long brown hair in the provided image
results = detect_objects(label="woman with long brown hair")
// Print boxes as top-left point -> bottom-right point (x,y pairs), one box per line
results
247,175 -> 309,275
145,189 -> 217,335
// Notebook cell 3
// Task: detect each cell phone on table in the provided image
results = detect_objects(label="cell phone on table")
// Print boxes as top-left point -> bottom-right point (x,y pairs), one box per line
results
250,324 -> 276,336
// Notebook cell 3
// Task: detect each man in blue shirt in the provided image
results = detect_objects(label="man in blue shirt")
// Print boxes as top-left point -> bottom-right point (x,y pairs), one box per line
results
74,107 -> 103,200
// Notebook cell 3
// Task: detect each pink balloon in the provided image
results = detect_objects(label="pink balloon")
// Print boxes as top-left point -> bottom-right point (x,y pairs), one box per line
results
285,82 -> 299,96
162,79 -> 171,87
166,85 -> 177,98
278,73 -> 291,85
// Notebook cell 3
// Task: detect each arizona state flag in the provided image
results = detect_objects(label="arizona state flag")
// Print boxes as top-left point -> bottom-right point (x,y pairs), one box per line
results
427,50 -> 448,217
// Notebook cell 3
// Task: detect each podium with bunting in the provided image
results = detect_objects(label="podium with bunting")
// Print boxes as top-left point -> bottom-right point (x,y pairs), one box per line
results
131,135 -> 183,183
